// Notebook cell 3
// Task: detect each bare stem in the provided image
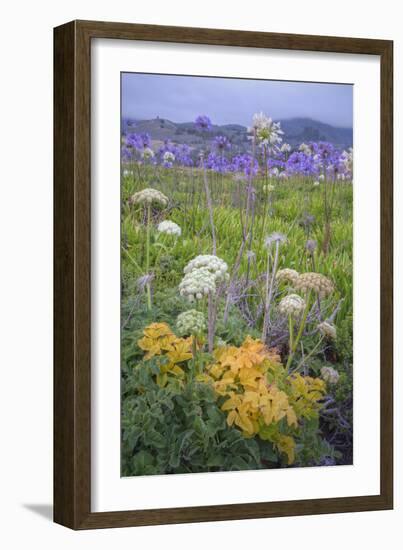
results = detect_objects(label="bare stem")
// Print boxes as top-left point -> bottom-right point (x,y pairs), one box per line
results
145,204 -> 152,310
202,157 -> 217,255
262,241 -> 279,342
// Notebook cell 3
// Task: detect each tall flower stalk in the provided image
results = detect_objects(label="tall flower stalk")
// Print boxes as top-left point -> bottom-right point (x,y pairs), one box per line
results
129,187 -> 169,310
201,153 -> 217,254
262,233 -> 286,342
179,255 -> 228,353
145,204 -> 152,310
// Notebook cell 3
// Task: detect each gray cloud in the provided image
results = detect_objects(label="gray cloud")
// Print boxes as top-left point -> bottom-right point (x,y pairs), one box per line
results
122,73 -> 353,128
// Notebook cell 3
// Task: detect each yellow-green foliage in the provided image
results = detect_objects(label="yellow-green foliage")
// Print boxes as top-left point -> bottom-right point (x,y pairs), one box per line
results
138,323 -> 326,464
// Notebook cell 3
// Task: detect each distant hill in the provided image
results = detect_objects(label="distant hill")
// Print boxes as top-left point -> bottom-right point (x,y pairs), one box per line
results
122,117 -> 353,151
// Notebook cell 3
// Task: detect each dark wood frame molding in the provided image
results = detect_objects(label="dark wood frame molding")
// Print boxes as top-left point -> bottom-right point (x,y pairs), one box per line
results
54,20 -> 393,529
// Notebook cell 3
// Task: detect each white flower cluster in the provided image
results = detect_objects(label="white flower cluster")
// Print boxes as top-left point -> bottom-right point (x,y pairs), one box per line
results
157,220 -> 181,236
141,147 -> 154,160
279,294 -> 306,317
321,366 -> 340,384
176,309 -> 206,335
340,147 -> 353,176
280,143 -> 291,153
184,255 -> 229,283
249,112 -> 284,148
179,255 -> 228,302
263,184 -> 275,192
317,321 -> 337,340
299,143 -> 313,156
163,151 -> 175,163
130,188 -> 169,208
179,267 -> 216,302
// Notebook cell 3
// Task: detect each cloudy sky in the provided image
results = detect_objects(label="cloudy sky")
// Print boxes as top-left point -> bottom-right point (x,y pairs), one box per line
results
121,72 -> 353,128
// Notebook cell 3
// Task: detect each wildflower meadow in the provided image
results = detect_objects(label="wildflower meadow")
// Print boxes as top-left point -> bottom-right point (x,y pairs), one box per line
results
121,78 -> 353,476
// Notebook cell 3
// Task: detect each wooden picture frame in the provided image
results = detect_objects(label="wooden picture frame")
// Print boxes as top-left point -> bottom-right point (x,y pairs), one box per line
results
54,19 -> 393,529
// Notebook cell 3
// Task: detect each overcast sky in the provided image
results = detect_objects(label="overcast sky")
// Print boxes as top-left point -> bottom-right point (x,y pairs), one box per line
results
122,72 -> 353,128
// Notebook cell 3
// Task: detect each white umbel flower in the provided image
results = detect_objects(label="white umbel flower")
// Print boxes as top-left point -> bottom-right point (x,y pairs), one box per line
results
129,188 -> 168,208
321,366 -> 340,384
157,220 -> 181,236
179,267 -> 216,302
278,294 -> 306,317
280,143 -> 291,153
317,321 -> 337,340
176,309 -> 206,335
184,255 -> 228,283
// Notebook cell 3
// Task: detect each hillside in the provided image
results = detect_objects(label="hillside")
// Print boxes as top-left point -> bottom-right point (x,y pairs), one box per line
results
122,117 -> 353,151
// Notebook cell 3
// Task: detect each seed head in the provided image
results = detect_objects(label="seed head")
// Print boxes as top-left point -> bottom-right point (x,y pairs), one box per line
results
294,272 -> 334,298
276,268 -> 299,285
318,321 -> 337,340
321,366 -> 340,384
129,188 -> 168,208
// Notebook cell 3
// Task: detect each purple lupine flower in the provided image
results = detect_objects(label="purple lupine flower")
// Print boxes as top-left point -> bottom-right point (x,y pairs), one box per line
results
126,132 -> 151,150
213,135 -> 231,152
286,151 -> 319,177
231,154 -> 259,176
267,157 -> 286,172
194,115 -> 212,132
205,152 -> 231,174
121,146 -> 133,161
175,144 -> 193,167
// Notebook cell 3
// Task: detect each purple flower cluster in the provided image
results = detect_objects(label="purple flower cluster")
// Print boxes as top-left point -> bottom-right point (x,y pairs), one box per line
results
213,135 -> 231,152
158,140 -> 194,168
126,132 -> 151,150
121,122 -> 352,180
205,152 -> 231,174
286,152 -> 319,177
194,115 -> 212,132
231,154 -> 259,176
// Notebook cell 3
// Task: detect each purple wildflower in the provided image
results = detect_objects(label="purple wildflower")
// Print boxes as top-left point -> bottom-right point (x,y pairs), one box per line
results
213,135 -> 231,152
194,115 -> 212,132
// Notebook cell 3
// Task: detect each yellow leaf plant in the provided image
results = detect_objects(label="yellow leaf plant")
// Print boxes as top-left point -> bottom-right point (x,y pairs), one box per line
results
200,336 -> 326,465
137,324 -> 327,465
137,322 -> 193,387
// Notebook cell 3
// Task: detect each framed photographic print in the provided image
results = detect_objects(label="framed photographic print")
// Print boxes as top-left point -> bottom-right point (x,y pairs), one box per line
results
54,20 -> 393,529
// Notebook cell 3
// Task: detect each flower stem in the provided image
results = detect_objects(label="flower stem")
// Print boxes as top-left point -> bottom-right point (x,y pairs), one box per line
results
192,336 -> 198,376
262,241 -> 280,342
145,204 -> 152,310
202,157 -> 217,254
292,335 -> 324,373
288,314 -> 294,352
286,290 -> 312,370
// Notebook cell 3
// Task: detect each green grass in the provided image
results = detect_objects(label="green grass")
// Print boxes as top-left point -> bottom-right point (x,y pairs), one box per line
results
121,166 -> 352,326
